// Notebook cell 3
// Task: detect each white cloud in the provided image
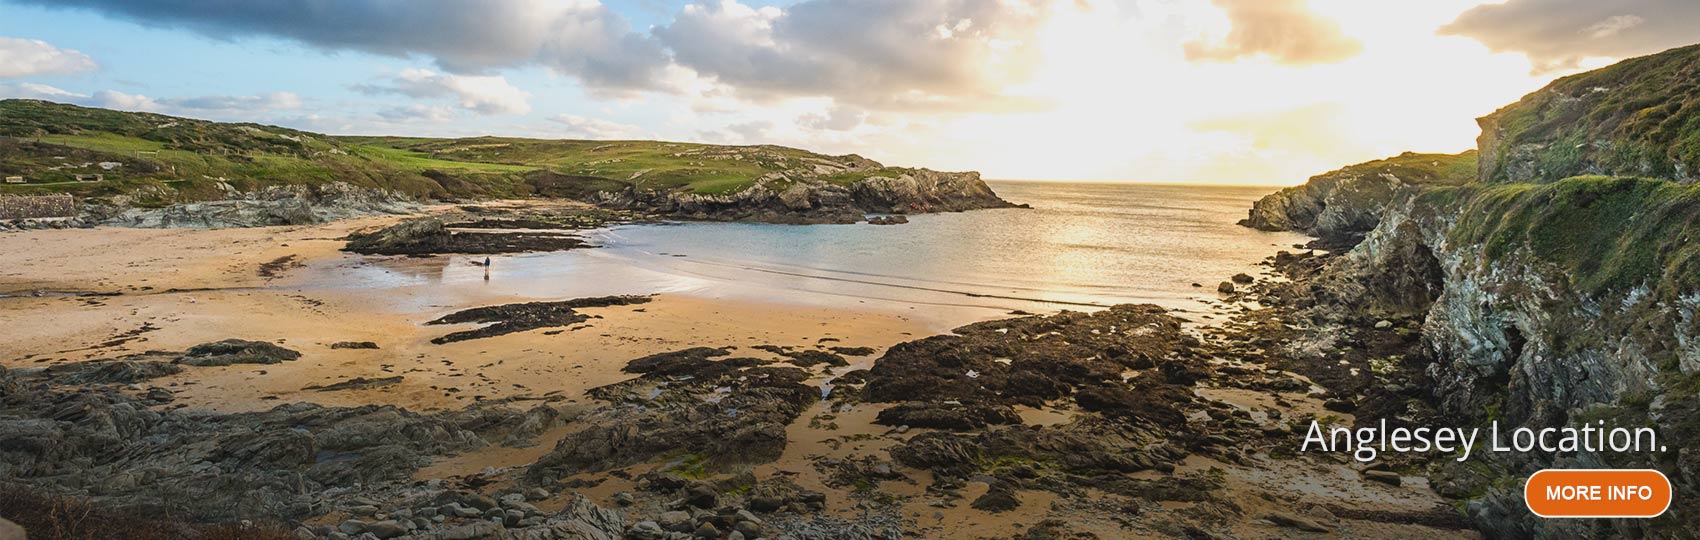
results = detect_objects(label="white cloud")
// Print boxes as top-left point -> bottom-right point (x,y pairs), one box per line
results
1440,0 -> 1700,73
798,104 -> 866,131
547,114 -> 646,139
654,0 -> 1054,110
356,69 -> 531,115
22,0 -> 669,91
90,89 -> 163,112
161,92 -> 302,113
378,104 -> 458,123
0,37 -> 97,78
0,81 -> 87,100
1183,0 -> 1363,65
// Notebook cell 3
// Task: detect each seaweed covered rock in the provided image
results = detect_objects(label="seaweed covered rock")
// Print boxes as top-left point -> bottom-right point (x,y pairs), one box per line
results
176,339 -> 301,366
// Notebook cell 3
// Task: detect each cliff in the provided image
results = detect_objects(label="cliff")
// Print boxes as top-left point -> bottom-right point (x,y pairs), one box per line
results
0,100 -> 1017,226
591,166 -> 1017,224
1477,44 -> 1700,184
1249,43 -> 1700,539
1239,151 -> 1475,247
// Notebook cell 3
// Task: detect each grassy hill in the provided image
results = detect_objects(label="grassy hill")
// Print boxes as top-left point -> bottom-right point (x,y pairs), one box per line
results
1477,43 -> 1700,183
0,99 -> 906,206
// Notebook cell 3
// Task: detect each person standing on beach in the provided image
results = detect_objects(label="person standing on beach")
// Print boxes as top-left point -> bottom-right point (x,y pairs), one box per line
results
483,256 -> 491,281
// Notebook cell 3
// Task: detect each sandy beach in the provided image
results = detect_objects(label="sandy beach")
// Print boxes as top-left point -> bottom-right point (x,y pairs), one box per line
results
0,203 -> 1480,540
0,208 -> 938,413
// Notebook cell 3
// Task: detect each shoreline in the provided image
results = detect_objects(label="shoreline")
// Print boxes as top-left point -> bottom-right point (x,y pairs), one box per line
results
0,201 -> 1474,540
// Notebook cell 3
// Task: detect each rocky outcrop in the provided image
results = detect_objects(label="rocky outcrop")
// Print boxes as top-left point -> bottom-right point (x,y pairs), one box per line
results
591,167 -> 1020,224
1240,151 -> 1475,247
83,181 -> 418,228
0,363 -> 568,523
1281,177 -> 1700,539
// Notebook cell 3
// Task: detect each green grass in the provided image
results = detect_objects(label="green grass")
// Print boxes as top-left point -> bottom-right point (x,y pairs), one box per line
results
2,99 -> 908,203
1312,150 -> 1479,186
1438,175 -> 1700,296
1480,43 -> 1700,183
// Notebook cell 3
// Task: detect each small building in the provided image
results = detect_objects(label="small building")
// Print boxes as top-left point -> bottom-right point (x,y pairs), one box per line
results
3,176 -> 22,184
74,174 -> 103,182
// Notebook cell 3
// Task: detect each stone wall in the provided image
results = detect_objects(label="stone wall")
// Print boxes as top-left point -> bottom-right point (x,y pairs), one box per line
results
0,194 -> 76,219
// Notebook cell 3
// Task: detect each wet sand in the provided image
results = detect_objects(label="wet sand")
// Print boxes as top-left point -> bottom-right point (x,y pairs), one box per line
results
0,210 -> 937,413
0,207 -> 1478,539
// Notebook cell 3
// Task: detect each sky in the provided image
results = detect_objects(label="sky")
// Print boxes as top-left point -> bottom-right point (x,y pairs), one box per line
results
1,0 -> 1696,185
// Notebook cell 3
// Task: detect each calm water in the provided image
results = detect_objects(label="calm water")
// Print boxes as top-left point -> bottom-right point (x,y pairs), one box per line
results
312,181 -> 1309,327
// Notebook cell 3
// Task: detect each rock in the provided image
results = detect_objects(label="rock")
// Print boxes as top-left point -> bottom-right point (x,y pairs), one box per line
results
1231,273 -> 1254,284
734,518 -> 763,537
427,521 -> 503,540
525,487 -> 551,501
1364,470 -> 1402,486
659,511 -> 694,532
684,484 -> 718,508
304,376 -> 403,392
1216,282 -> 1235,294
734,509 -> 762,525
343,213 -> 604,256
461,493 -> 499,511
502,509 -> 524,527
1322,398 -> 1356,413
364,520 -> 407,539
50,358 -> 184,384
1266,512 -> 1331,532
614,492 -> 636,507
1373,319 -> 1393,330
628,521 -> 667,540
176,339 -> 302,366
338,519 -> 368,535
331,341 -> 380,350
0,519 -> 23,540
970,481 -> 1021,512
748,496 -> 784,513
145,387 -> 174,402
426,296 -> 652,344
693,521 -> 721,539
347,505 -> 380,517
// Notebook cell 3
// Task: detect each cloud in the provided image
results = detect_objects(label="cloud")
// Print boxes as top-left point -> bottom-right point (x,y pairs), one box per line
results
88,89 -> 163,112
1439,0 -> 1700,73
0,36 -> 98,78
0,81 -> 86,100
161,92 -> 302,114
1184,0 -> 1362,65
355,69 -> 530,115
378,104 -> 457,123
547,114 -> 646,139
0,84 -> 310,117
654,0 -> 1053,110
798,104 -> 867,131
17,0 -> 669,91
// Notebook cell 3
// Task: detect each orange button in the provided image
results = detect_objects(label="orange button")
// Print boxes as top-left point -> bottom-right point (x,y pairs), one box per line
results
1524,469 -> 1671,518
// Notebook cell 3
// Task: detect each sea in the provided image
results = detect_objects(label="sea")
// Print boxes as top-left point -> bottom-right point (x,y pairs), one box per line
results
315,181 -> 1310,328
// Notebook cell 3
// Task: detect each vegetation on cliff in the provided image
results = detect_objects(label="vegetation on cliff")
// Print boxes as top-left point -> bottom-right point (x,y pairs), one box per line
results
1477,44 -> 1700,183
0,99 -> 986,215
1239,150 -> 1475,245
1431,175 -> 1700,297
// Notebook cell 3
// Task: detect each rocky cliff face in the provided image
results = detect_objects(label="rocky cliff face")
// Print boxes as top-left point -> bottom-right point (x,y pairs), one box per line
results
85,182 -> 418,228
1250,44 -> 1700,539
1302,178 -> 1700,539
592,167 -> 1018,224
1240,152 -> 1475,247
